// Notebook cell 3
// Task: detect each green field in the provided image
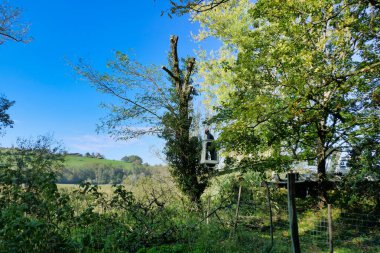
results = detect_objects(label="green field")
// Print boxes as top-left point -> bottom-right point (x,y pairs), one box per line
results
64,155 -> 134,170
58,155 -> 140,184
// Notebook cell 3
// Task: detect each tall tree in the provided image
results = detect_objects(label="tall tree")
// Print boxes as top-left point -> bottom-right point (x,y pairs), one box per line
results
161,36 -> 210,204
193,0 -> 379,199
76,36 -> 212,203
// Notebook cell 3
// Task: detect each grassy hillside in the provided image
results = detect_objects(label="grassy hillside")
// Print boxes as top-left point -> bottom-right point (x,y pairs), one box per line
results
1,149 -> 162,184
59,155 -> 140,184
64,155 -> 134,170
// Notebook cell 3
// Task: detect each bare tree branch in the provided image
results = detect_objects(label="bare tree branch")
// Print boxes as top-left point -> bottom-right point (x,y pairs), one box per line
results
76,63 -> 162,120
161,66 -> 177,80
167,0 -> 230,16
170,35 -> 181,91
0,31 -> 21,42
0,1 -> 30,44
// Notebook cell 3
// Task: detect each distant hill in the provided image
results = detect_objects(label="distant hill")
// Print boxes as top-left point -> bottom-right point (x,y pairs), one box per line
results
0,148 -> 161,184
58,155 -> 149,184
64,155 -> 134,170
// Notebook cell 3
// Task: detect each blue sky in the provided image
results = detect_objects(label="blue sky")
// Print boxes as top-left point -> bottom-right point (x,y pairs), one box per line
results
0,0 -> 213,165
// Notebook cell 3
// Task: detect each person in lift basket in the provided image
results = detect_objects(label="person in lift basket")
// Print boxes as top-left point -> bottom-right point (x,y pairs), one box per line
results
205,128 -> 217,161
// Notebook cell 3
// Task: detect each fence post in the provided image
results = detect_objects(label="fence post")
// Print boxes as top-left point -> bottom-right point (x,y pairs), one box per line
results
328,204 -> 333,253
233,184 -> 242,235
207,195 -> 211,225
264,181 -> 274,247
287,172 -> 301,253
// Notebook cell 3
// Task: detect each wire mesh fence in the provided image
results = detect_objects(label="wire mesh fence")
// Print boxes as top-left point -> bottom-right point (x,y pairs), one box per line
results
203,183 -> 380,252
333,211 -> 380,252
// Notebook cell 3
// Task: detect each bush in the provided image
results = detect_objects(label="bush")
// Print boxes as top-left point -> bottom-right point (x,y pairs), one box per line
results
0,136 -> 76,252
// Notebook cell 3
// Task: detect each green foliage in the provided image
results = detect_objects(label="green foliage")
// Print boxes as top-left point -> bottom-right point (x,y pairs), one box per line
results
68,182 -> 183,252
0,136 -> 76,252
75,51 -> 170,140
0,136 -> 182,252
162,129 -> 205,203
137,244 -> 186,253
159,36 -> 214,204
349,121 -> 380,180
0,95 -> 15,135
331,124 -> 380,212
122,154 -> 143,164
194,0 -> 380,189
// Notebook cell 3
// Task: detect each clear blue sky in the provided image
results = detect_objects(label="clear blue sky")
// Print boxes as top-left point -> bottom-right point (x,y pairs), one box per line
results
0,0 -> 213,165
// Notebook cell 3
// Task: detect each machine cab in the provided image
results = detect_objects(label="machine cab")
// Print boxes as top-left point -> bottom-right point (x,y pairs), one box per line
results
200,139 -> 219,165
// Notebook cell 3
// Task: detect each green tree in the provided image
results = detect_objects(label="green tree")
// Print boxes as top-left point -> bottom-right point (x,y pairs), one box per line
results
193,0 -> 379,199
121,155 -> 143,165
160,36 -> 208,204
76,36 -> 212,203
0,95 -> 14,136
345,113 -> 380,211
0,136 -> 73,252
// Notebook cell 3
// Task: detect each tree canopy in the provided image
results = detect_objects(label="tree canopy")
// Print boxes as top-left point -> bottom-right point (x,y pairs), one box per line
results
193,0 -> 380,189
121,155 -> 143,165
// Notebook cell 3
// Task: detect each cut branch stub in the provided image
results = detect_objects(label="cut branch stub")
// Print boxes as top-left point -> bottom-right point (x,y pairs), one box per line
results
170,35 -> 181,90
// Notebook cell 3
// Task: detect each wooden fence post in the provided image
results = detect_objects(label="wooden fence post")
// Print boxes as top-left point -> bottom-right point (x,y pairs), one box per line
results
233,184 -> 242,235
287,172 -> 301,253
264,181 -> 274,247
207,195 -> 211,225
328,204 -> 333,253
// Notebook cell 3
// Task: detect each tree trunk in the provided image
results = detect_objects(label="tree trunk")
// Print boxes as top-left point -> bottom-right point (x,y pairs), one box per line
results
317,156 -> 328,203
317,127 -> 328,203
317,157 -> 326,176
